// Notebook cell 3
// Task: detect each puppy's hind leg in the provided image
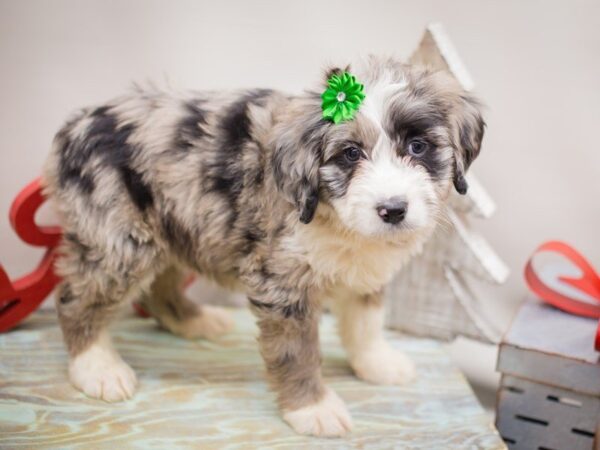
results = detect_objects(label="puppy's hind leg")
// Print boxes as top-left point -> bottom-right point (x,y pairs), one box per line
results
141,265 -> 233,340
56,233 -> 159,402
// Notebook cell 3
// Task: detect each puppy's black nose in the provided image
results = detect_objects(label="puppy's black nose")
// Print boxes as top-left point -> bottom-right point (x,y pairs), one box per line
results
376,198 -> 408,225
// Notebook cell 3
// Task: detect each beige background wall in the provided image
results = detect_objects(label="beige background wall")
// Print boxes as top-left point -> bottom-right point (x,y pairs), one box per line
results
1,0 -> 599,401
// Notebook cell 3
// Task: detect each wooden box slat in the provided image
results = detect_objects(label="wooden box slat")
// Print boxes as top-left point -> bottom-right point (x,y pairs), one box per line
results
497,375 -> 599,450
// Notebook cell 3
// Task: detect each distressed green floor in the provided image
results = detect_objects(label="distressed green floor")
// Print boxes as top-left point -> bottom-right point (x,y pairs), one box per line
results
0,308 -> 504,449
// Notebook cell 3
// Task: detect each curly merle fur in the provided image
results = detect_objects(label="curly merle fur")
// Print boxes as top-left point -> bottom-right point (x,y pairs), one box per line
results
43,56 -> 484,437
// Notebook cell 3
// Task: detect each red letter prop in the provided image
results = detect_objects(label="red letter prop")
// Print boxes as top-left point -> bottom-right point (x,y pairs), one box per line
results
0,178 -> 61,332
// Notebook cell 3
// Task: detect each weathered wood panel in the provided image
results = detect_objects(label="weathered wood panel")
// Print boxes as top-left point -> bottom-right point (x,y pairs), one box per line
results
496,375 -> 599,450
0,309 -> 504,449
498,301 -> 600,396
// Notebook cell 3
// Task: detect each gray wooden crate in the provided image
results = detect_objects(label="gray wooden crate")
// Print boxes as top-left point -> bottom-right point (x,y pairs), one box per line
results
496,300 -> 600,449
497,375 -> 599,449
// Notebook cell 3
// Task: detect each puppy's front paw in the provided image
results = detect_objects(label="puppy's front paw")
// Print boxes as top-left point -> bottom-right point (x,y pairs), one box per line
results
282,388 -> 353,437
351,343 -> 416,385
69,339 -> 137,402
174,305 -> 234,340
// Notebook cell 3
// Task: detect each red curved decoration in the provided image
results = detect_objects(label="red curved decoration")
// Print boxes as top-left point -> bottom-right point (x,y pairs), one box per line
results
1,177 -> 192,331
0,178 -> 62,332
524,240 -> 600,352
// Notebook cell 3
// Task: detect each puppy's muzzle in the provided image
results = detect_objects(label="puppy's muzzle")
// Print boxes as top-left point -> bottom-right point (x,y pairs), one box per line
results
376,197 -> 408,225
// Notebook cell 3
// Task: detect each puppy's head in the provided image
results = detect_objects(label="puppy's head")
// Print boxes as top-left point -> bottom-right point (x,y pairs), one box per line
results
272,57 -> 484,239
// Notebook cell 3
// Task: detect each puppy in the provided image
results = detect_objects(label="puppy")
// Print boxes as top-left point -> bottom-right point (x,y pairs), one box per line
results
42,56 -> 484,437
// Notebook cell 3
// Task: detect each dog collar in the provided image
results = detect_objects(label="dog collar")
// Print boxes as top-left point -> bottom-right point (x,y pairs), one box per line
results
321,72 -> 365,124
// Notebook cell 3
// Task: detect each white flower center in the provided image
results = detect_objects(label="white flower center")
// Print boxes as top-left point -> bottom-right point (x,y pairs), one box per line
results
336,91 -> 346,102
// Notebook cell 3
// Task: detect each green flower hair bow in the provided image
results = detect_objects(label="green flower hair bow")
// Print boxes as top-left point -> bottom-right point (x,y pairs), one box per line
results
321,72 -> 366,124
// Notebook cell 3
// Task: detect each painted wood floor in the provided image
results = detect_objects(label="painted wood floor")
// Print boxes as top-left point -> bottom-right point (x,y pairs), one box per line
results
0,308 -> 505,449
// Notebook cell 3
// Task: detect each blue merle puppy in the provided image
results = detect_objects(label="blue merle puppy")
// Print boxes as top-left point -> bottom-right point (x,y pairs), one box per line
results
42,56 -> 484,437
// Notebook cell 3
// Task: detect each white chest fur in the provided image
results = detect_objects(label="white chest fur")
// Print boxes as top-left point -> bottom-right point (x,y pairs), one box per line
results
286,220 -> 428,295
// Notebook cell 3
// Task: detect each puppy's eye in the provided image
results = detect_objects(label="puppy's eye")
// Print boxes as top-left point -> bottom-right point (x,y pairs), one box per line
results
407,139 -> 429,157
344,147 -> 362,163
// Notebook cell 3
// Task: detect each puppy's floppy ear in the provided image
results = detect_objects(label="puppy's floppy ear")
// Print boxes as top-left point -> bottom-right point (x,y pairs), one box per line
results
271,97 -> 330,224
451,94 -> 485,195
